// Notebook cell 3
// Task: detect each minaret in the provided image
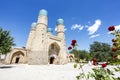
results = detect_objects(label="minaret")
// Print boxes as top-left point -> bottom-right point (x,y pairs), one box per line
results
28,9 -> 48,65
57,19 -> 65,39
26,22 -> 36,50
56,19 -> 67,64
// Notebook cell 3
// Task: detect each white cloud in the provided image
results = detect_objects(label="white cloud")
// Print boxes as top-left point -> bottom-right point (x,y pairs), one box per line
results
55,27 -> 57,31
89,34 -> 100,39
87,19 -> 101,35
107,30 -> 115,34
64,28 -> 67,31
55,26 -> 67,31
115,25 -> 120,30
71,24 -> 84,31
85,25 -> 89,28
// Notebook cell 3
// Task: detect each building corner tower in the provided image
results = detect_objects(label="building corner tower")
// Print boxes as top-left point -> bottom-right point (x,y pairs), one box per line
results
28,9 -> 48,65
26,22 -> 36,50
56,19 -> 67,64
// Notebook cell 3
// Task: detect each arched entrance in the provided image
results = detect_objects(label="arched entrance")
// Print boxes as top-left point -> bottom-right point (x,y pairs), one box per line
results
49,42 -> 60,64
69,55 -> 74,62
10,51 -> 25,64
50,56 -> 55,64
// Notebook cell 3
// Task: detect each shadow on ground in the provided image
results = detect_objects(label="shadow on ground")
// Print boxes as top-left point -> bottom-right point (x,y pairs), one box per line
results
0,66 -> 14,69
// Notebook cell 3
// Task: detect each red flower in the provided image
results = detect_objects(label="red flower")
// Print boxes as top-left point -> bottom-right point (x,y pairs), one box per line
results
71,43 -> 75,47
93,58 -> 97,62
93,58 -> 97,65
112,47 -> 117,52
68,46 -> 72,50
72,40 -> 77,44
113,42 -> 118,46
102,63 -> 107,68
108,26 -> 115,31
113,55 -> 118,60
112,39 -> 116,42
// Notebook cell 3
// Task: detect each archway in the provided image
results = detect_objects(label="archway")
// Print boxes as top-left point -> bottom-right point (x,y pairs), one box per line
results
48,42 -> 60,64
50,56 -> 55,64
69,55 -> 74,62
15,57 -> 20,63
10,51 -> 25,64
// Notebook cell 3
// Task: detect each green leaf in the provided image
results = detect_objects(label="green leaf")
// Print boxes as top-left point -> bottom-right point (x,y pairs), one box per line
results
74,63 -> 77,68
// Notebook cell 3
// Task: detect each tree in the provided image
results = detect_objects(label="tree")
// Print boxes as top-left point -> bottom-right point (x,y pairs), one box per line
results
89,41 -> 112,62
0,28 -> 15,63
78,50 -> 90,61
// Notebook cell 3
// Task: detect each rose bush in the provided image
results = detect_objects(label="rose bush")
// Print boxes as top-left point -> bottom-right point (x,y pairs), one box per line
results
68,25 -> 120,80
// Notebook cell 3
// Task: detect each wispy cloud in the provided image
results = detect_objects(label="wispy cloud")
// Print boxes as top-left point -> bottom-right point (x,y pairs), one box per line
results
115,25 -> 120,30
87,19 -> 101,35
71,24 -> 84,31
64,28 -> 67,31
55,26 -> 67,31
55,27 -> 57,31
89,34 -> 100,39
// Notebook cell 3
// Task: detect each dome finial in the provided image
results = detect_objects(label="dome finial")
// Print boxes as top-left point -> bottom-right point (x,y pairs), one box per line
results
31,22 -> 37,29
47,28 -> 52,33
39,9 -> 48,16
57,19 -> 64,25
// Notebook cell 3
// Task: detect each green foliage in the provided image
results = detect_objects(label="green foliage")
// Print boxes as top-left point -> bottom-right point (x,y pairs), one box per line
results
114,67 -> 120,72
76,73 -> 85,80
74,63 -> 77,68
88,67 -> 116,80
74,63 -> 88,80
70,49 -> 91,62
75,63 -> 120,80
110,59 -> 120,65
0,28 -> 15,55
89,41 -> 113,62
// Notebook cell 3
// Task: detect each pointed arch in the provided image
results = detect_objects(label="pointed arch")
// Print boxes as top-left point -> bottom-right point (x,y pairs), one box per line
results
10,51 -> 25,64
48,42 -> 60,64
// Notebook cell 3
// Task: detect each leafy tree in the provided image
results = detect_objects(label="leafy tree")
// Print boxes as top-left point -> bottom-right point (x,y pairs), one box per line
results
78,50 -> 90,61
89,41 -> 112,62
0,28 -> 15,62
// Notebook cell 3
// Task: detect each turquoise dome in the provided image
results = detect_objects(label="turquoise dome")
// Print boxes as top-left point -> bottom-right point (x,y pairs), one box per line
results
47,28 -> 52,33
31,22 -> 37,29
39,9 -> 48,16
57,19 -> 64,25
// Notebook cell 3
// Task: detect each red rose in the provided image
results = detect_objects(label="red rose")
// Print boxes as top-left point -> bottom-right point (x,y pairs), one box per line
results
113,42 -> 118,46
102,63 -> 107,68
108,26 -> 115,31
68,46 -> 72,50
93,58 -> 97,65
72,40 -> 77,44
112,47 -> 117,52
71,43 -> 75,47
93,58 -> 97,62
113,55 -> 118,60
112,39 -> 116,42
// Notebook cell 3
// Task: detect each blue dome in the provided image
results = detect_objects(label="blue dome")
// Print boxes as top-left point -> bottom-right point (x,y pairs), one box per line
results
47,28 -> 52,33
39,9 -> 48,16
31,22 -> 37,29
57,19 -> 64,25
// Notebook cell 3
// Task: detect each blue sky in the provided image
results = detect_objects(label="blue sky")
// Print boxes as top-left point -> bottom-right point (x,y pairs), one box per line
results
0,0 -> 120,51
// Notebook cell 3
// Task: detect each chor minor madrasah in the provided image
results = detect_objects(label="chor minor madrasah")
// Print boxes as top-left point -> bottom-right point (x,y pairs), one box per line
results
4,9 -> 74,65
